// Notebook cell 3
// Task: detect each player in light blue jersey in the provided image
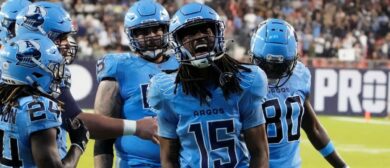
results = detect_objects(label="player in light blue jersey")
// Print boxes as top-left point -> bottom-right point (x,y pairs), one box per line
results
0,0 -> 31,40
148,2 -> 269,168
0,33 -> 88,167
0,0 -> 31,46
94,0 -> 178,167
250,18 -> 348,168
12,1 -> 157,142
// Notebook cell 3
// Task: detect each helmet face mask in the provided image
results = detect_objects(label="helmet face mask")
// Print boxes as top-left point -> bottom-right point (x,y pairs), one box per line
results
124,0 -> 170,61
176,22 -> 216,57
126,24 -> 169,60
0,0 -> 32,39
169,3 -> 225,69
54,34 -> 78,64
253,56 -> 296,80
1,16 -> 14,29
46,61 -> 65,96
1,17 -> 16,37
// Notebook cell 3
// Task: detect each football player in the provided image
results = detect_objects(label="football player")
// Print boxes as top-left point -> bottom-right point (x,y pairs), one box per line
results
250,18 -> 348,168
13,1 -> 157,141
0,0 -> 31,45
0,33 -> 88,168
94,0 -> 178,167
148,3 -> 269,168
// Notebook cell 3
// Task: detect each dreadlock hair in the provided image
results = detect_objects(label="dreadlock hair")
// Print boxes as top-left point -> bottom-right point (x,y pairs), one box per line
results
0,83 -> 63,114
174,54 -> 251,105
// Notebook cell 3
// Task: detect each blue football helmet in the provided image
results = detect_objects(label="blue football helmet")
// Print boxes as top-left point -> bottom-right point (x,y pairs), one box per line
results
0,33 -> 65,98
250,18 -> 298,81
0,0 -> 31,39
124,0 -> 170,60
170,2 -> 225,68
15,2 -> 78,64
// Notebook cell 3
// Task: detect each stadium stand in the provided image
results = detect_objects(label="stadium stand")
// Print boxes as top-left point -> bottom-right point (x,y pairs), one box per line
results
43,0 -> 389,68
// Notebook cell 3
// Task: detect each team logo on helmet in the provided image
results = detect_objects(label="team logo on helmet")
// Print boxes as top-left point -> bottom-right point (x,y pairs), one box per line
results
15,40 -> 41,68
22,5 -> 47,31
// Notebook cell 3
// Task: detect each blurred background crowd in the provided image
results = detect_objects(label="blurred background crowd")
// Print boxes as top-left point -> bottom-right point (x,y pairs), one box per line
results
59,0 -> 390,68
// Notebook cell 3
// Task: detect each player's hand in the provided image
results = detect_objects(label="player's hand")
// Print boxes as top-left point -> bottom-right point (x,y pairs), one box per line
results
135,116 -> 159,144
65,118 -> 90,153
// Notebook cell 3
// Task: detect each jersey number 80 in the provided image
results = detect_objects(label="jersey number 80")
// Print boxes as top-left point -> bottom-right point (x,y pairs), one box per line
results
262,95 -> 304,143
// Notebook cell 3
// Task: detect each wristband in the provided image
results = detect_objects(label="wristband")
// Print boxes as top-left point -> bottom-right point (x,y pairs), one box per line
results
319,141 -> 335,157
123,120 -> 137,135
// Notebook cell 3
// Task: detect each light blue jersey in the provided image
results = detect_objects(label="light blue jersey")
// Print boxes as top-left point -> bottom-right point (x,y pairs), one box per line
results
0,96 -> 66,168
263,62 -> 311,168
96,53 -> 178,167
148,65 -> 268,168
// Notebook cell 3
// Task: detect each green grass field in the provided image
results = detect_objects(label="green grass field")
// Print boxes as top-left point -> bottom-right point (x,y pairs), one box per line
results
77,116 -> 390,168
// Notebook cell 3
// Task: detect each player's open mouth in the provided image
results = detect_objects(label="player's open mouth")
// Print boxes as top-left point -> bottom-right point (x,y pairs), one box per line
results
193,42 -> 210,56
195,44 -> 208,52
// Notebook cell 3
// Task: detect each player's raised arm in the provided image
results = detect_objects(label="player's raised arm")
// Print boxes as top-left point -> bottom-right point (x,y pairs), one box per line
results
301,96 -> 348,168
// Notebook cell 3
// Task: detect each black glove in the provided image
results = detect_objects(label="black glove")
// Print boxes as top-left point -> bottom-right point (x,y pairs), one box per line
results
65,118 -> 89,153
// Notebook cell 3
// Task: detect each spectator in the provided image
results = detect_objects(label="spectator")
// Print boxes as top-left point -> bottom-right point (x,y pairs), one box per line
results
53,0 -> 389,64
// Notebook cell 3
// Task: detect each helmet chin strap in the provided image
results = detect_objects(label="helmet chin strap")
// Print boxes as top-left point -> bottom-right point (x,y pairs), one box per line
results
138,49 -> 165,62
184,48 -> 223,68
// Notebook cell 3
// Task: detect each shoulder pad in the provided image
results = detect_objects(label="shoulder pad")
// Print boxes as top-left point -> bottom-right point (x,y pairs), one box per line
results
239,65 -> 268,97
239,65 -> 261,88
96,53 -> 126,82
147,72 -> 176,113
293,61 -> 311,94
150,72 -> 176,96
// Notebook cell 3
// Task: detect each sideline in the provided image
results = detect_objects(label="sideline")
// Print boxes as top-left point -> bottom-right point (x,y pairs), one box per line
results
329,117 -> 390,125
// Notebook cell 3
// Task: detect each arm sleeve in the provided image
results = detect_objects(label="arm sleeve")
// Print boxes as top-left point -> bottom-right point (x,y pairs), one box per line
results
25,98 -> 62,135
239,67 -> 268,130
96,54 -> 118,83
58,87 -> 82,120
147,75 -> 178,139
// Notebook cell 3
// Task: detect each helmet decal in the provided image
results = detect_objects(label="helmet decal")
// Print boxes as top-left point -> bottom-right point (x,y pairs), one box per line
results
22,5 -> 47,31
15,40 -> 41,67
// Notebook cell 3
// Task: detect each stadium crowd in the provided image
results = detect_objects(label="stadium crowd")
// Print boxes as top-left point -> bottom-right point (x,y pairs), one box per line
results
61,0 -> 390,67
